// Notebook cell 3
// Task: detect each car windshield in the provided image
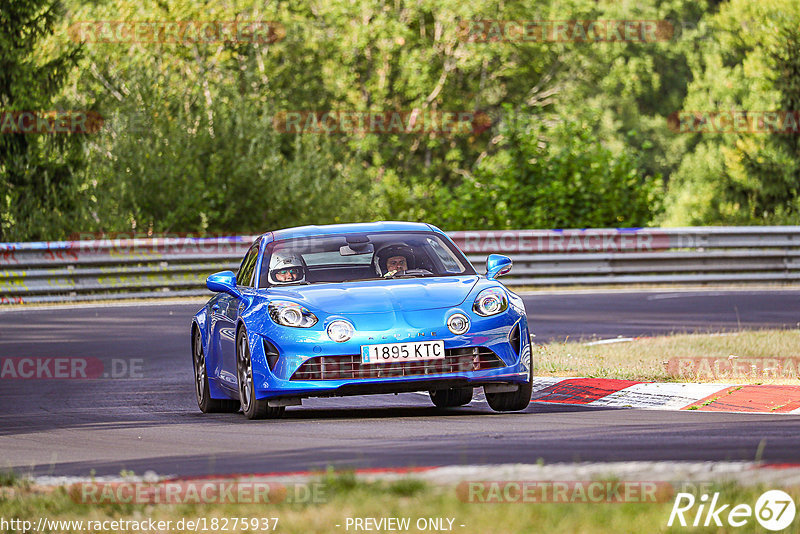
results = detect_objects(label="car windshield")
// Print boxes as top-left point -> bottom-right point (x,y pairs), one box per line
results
258,231 -> 475,287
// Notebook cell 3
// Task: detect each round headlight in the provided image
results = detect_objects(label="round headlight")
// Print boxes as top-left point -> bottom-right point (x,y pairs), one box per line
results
478,295 -> 502,314
473,288 -> 508,317
279,306 -> 303,327
327,320 -> 354,343
447,313 -> 470,335
268,300 -> 318,327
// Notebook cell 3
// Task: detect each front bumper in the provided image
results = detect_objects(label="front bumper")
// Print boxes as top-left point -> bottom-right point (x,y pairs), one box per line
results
247,310 -> 531,400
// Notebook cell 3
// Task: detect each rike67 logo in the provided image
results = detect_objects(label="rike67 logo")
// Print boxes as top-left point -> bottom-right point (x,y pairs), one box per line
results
668,490 -> 796,531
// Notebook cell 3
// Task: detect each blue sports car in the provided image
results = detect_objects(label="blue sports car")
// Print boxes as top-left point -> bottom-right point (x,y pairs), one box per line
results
191,221 -> 532,419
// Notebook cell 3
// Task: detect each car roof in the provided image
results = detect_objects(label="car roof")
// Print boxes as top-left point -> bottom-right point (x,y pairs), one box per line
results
266,221 -> 439,242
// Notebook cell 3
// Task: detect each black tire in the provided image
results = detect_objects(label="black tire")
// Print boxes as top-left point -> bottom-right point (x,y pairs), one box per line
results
237,327 -> 285,420
429,387 -> 473,408
485,364 -> 533,412
192,327 -> 240,413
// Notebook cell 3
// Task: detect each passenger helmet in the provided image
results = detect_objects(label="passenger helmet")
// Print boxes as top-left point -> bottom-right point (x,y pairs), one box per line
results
268,252 -> 306,284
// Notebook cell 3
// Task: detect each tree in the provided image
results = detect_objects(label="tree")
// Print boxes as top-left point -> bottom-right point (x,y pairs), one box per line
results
0,0 -> 86,240
662,0 -> 800,225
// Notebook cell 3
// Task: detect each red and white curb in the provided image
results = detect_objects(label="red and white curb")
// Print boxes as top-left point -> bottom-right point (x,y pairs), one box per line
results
526,377 -> 800,414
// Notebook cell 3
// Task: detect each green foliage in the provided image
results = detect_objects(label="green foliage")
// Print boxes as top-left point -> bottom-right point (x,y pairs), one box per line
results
662,0 -> 800,225
7,0 -> 800,239
0,470 -> 21,487
61,0 -> 604,235
387,478 -> 428,497
81,65 -> 372,234
0,0 -> 87,240
321,467 -> 359,494
436,113 -> 661,229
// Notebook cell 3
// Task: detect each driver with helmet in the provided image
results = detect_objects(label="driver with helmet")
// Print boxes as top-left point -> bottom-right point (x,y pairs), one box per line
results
268,251 -> 306,284
372,243 -> 416,277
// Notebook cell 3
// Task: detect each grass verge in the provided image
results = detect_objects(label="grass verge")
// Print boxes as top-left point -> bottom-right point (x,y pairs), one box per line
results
2,470 -> 799,533
533,329 -> 800,383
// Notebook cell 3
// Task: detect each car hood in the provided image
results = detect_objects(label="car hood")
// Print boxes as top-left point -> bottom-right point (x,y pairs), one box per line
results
263,276 -> 480,314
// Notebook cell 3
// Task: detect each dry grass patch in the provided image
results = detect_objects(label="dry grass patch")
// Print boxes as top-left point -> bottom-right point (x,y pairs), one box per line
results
533,329 -> 800,383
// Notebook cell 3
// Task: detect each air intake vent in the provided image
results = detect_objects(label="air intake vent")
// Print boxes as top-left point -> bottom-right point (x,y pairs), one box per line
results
263,339 -> 280,370
291,346 -> 504,381
509,324 -> 521,356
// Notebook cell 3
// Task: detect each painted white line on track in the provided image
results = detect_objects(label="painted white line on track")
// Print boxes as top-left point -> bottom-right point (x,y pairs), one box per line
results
647,292 -> 740,300
584,337 -> 635,346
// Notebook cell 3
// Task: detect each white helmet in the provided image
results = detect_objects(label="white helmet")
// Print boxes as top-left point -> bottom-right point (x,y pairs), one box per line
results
268,252 -> 306,284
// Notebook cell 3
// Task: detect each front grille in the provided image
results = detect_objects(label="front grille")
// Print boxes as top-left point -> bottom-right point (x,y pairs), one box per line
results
291,346 -> 504,381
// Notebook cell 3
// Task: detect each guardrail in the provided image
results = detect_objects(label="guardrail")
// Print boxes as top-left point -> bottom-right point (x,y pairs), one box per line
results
1,226 -> 799,304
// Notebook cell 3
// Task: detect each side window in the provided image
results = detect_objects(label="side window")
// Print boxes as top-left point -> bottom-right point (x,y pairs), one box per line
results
427,237 -> 463,272
236,243 -> 260,287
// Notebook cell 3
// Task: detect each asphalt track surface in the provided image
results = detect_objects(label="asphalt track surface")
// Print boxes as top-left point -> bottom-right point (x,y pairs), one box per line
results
1,289 -> 799,477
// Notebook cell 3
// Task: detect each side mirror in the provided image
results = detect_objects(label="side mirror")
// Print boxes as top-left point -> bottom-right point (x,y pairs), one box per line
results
486,254 -> 512,279
206,270 -> 241,298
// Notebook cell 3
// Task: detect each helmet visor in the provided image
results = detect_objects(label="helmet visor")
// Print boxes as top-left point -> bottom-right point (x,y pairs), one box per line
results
271,266 -> 303,282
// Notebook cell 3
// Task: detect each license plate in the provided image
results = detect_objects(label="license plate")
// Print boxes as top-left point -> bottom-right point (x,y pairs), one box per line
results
360,340 -> 445,365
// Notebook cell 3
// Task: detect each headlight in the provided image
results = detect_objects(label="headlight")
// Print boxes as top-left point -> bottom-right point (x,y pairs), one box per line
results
327,320 -> 354,342
473,288 -> 508,317
268,301 -> 317,328
447,313 -> 470,335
